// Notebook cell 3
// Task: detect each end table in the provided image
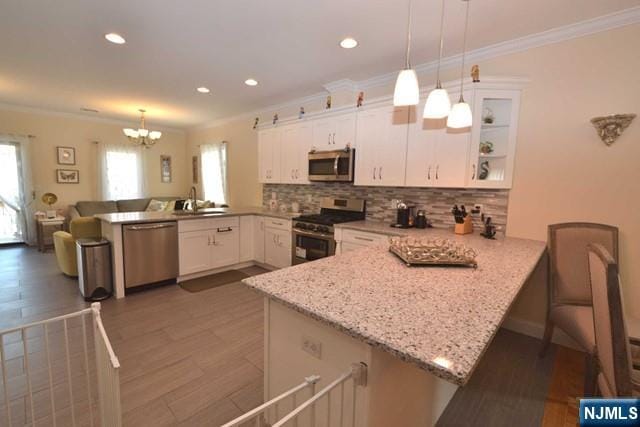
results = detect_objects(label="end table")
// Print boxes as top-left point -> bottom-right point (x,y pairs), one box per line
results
36,216 -> 66,252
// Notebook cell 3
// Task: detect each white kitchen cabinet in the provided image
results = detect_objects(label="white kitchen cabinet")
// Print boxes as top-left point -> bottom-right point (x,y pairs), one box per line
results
405,91 -> 472,188
178,231 -> 212,275
312,112 -> 356,150
253,216 -> 265,264
340,241 -> 368,254
467,89 -> 520,189
264,227 -> 291,269
355,105 -> 409,186
178,217 -> 240,276
258,127 -> 282,183
239,216 -> 254,262
335,228 -> 390,255
280,123 -> 312,184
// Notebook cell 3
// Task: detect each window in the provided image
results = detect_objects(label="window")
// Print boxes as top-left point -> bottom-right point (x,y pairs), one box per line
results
200,142 -> 227,206
99,144 -> 144,200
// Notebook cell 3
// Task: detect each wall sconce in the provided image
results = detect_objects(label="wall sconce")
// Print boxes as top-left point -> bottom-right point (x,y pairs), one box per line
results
591,113 -> 635,146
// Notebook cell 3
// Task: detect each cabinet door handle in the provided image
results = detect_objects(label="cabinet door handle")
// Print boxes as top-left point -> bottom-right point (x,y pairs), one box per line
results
332,133 -> 336,144
378,167 -> 382,180
328,133 -> 331,145
427,166 -> 431,180
472,164 -> 476,180
217,227 -> 233,233
373,167 -> 376,180
435,165 -> 439,180
208,235 -> 211,246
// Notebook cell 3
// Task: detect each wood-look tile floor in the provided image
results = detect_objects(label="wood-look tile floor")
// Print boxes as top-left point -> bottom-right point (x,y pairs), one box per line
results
0,245 -> 584,427
0,245 -> 267,426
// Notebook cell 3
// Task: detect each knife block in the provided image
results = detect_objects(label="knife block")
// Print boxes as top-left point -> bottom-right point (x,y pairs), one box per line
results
455,216 -> 474,235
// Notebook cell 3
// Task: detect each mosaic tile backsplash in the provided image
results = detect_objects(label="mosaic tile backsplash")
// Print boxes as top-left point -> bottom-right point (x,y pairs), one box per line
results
263,183 -> 510,232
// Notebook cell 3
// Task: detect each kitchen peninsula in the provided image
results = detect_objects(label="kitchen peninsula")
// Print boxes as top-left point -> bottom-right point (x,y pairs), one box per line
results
242,228 -> 546,426
96,208 -> 298,298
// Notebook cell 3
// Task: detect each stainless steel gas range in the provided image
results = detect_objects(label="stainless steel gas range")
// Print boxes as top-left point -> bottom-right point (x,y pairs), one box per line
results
291,198 -> 366,265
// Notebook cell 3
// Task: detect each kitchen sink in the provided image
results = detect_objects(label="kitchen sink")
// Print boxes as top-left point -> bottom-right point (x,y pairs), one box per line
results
172,208 -> 228,216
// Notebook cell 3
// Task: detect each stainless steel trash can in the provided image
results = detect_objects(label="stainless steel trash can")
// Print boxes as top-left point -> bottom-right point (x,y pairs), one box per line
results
76,238 -> 113,301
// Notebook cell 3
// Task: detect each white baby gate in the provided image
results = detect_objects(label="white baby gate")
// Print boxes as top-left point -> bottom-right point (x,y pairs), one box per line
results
0,302 -> 121,427
222,362 -> 368,427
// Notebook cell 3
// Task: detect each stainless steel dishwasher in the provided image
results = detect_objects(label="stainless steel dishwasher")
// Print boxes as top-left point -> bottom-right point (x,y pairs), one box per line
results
122,222 -> 179,289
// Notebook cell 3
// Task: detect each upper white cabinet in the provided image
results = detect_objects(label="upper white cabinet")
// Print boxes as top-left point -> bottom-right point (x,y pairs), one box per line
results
280,122 -> 312,184
355,105 -> 409,186
312,113 -> 356,149
405,90 -> 472,188
258,127 -> 281,183
467,89 -> 521,189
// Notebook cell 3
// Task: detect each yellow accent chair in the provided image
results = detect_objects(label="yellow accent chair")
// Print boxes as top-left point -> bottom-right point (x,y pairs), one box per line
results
53,217 -> 102,277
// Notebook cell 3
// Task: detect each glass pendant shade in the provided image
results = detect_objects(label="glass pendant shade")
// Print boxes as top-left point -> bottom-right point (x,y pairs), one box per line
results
123,128 -> 138,138
447,100 -> 473,129
138,128 -> 149,137
149,131 -> 162,140
423,87 -> 451,119
393,69 -> 420,106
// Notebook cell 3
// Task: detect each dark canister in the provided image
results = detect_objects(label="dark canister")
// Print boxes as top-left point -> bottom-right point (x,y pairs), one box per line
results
415,210 -> 428,229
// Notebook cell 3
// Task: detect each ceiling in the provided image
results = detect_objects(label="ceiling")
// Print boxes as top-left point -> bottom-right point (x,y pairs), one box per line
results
0,0 -> 637,129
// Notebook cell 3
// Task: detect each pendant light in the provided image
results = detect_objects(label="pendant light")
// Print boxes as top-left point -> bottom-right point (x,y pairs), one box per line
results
447,0 -> 473,129
423,0 -> 451,119
393,0 -> 419,106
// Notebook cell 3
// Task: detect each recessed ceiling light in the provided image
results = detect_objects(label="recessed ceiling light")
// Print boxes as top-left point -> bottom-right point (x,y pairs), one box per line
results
340,37 -> 358,49
244,79 -> 258,87
196,87 -> 210,94
105,33 -> 126,44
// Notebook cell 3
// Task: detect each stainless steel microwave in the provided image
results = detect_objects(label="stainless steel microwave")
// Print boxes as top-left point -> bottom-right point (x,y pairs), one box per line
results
308,149 -> 355,182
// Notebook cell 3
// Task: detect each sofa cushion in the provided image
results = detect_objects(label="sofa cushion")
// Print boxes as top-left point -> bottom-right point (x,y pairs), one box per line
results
117,198 -> 150,213
76,201 -> 118,217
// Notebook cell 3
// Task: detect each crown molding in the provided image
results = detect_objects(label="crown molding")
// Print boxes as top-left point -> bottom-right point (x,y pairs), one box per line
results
194,6 -> 640,130
0,102 -> 186,134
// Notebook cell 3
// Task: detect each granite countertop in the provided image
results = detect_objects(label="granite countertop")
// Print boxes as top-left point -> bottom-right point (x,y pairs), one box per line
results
95,207 -> 300,224
243,230 -> 546,386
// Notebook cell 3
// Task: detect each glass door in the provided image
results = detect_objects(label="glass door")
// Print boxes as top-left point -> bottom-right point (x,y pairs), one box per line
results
467,89 -> 521,189
0,142 -> 25,244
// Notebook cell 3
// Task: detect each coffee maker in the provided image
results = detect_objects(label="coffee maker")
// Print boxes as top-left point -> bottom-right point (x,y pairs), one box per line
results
392,201 -> 415,228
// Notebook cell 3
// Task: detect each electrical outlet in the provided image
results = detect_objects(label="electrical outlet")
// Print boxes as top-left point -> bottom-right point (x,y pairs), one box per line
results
271,192 -> 277,200
472,204 -> 483,214
306,194 -> 313,203
390,199 -> 399,209
302,336 -> 322,360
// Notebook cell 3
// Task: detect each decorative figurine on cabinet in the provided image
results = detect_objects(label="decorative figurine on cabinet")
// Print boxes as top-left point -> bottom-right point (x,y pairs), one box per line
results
298,107 -> 305,119
471,65 -> 480,83
478,161 -> 490,180
272,113 -> 279,125
482,107 -> 495,124
252,117 -> 259,130
325,95 -> 332,109
357,91 -> 364,108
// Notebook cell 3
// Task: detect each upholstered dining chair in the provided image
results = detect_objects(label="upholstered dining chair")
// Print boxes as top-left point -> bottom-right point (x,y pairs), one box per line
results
587,243 -> 639,397
539,222 -> 619,394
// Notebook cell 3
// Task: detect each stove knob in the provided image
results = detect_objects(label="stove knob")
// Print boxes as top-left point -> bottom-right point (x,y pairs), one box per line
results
317,226 -> 329,233
306,224 -> 316,231
295,222 -> 306,229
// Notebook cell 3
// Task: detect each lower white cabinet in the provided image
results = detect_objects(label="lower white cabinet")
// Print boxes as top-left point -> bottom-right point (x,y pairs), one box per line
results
253,216 -> 265,264
336,229 -> 389,255
240,216 -> 255,262
178,217 -> 240,275
264,226 -> 291,269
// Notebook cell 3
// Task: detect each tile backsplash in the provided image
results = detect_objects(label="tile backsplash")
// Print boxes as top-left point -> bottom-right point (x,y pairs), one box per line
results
263,183 -> 510,232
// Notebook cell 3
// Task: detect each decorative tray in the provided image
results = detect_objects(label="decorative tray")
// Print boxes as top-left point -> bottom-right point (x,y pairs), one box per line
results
388,236 -> 478,268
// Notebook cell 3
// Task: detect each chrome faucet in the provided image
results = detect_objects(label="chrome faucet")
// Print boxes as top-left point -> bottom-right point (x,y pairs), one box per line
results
188,186 -> 198,213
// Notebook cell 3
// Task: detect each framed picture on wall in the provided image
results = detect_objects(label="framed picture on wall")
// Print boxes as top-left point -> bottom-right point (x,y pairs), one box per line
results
57,146 -> 76,165
192,155 -> 199,184
56,169 -> 79,184
161,155 -> 172,183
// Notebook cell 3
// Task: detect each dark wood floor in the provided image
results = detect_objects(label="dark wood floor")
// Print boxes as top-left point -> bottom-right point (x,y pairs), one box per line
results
0,245 -> 581,426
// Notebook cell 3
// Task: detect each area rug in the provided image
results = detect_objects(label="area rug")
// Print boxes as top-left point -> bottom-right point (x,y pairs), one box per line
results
179,270 -> 249,293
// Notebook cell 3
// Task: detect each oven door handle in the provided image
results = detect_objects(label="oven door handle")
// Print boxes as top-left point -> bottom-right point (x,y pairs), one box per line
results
333,154 -> 341,178
293,228 -> 334,240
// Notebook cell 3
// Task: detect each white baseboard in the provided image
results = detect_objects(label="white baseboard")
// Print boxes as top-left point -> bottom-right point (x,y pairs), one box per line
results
502,316 -> 583,351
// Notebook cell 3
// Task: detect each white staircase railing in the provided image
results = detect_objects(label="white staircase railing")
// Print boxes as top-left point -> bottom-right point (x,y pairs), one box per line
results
0,302 -> 121,426
222,362 -> 367,427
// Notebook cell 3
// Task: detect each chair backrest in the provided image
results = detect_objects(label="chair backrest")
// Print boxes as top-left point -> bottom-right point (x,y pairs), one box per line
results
587,243 -> 632,397
548,223 -> 618,305
70,217 -> 102,239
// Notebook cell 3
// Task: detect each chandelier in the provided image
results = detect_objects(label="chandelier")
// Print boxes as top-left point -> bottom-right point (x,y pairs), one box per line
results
123,109 -> 162,148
